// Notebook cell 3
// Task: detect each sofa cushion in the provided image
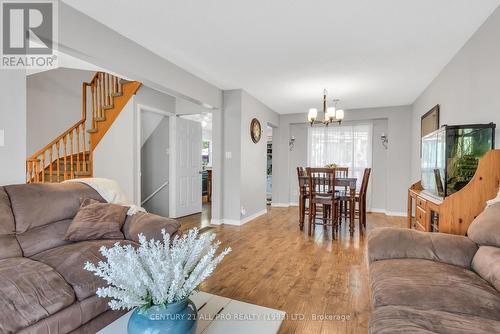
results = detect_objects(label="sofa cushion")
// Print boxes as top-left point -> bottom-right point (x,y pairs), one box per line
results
4,183 -> 104,233
123,211 -> 181,243
468,202 -> 500,247
472,246 -> 500,292
31,239 -> 137,301
0,187 -> 22,260
65,198 -> 128,241
16,295 -> 120,334
0,257 -> 75,334
369,305 -> 500,334
370,259 -> 500,321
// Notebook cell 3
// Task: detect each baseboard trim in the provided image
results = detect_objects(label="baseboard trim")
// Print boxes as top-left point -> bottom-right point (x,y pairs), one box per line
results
288,202 -> 299,207
385,211 -> 407,217
271,203 -> 290,207
211,209 -> 268,226
241,209 -> 268,225
210,219 -> 223,226
368,208 -> 407,217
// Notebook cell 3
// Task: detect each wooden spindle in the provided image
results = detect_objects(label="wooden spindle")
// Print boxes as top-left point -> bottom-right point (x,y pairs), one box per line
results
49,147 -> 53,182
69,129 -> 74,178
100,73 -> 105,112
82,123 -> 87,172
63,136 -> 67,181
56,141 -> 60,182
97,76 -> 102,118
104,73 -> 109,105
92,84 -> 96,127
35,159 -> 40,183
76,126 -> 81,172
41,154 -> 45,183
27,161 -> 32,183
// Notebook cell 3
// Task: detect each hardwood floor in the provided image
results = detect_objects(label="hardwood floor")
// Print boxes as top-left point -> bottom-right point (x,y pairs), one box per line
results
178,206 -> 405,334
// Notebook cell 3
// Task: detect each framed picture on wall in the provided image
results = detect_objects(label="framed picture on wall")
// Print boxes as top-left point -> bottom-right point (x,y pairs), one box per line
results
250,118 -> 262,143
420,104 -> 440,157
421,104 -> 440,137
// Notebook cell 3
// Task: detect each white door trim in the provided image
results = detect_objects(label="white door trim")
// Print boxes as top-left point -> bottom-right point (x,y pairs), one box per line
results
136,103 -> 174,207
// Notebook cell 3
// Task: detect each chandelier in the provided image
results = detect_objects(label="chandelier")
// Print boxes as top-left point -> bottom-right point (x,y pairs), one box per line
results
307,89 -> 345,126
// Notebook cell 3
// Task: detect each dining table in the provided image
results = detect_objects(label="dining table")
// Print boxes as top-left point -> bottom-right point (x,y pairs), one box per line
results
298,175 -> 358,235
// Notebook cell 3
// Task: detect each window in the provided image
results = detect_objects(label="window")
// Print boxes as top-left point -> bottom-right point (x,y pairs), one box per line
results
308,123 -> 373,191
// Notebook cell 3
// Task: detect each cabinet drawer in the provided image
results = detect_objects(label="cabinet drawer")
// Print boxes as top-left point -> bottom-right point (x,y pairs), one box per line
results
416,207 -> 426,221
415,207 -> 426,231
416,197 -> 427,209
415,220 -> 426,231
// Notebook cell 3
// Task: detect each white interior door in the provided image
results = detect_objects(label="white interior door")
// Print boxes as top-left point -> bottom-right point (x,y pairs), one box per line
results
170,116 -> 202,218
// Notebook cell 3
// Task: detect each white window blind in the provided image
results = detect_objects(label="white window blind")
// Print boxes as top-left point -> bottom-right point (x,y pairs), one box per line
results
307,123 -> 373,193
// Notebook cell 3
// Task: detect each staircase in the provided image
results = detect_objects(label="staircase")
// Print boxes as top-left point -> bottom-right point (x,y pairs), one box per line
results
26,72 -> 141,183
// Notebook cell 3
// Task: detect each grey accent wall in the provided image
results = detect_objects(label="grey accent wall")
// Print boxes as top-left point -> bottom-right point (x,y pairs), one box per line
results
26,68 -> 94,156
222,89 -> 280,222
0,70 -> 26,185
240,90 -> 279,220
411,6 -> 500,181
141,116 -> 170,217
274,106 -> 412,214
222,90 -> 242,221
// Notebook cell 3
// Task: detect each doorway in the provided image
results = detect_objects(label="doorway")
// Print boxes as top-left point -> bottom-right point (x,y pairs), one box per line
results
266,125 -> 273,206
178,112 -> 212,222
139,108 -> 171,217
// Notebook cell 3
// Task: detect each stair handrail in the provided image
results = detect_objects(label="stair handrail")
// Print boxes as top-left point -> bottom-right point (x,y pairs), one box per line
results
141,180 -> 169,206
26,71 -> 134,183
27,119 -> 86,162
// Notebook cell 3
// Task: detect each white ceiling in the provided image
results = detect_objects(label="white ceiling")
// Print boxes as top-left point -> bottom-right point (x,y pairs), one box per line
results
63,0 -> 500,114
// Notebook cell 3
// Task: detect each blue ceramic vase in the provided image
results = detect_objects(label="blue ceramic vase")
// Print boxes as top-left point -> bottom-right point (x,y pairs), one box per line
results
127,299 -> 197,334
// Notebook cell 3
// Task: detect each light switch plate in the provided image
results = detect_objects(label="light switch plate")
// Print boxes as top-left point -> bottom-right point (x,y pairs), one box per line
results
0,130 -> 4,147
225,151 -> 232,159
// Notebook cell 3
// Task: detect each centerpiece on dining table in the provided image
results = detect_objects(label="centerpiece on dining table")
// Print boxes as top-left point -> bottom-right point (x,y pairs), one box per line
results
84,228 -> 231,334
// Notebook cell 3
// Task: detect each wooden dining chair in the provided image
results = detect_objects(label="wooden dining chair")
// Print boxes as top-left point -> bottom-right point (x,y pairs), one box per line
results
306,167 -> 339,237
297,167 -> 309,231
333,167 -> 349,222
356,168 -> 372,228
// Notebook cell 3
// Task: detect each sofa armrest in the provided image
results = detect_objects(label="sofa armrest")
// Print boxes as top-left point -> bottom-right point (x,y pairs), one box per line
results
367,227 -> 478,269
122,212 -> 180,243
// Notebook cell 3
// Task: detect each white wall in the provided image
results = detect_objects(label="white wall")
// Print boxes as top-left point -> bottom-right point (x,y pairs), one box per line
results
0,71 -> 26,185
26,68 -> 94,156
222,90 -> 242,222
411,6 -> 500,182
240,90 -> 279,221
221,89 -> 280,223
274,106 -> 412,215
93,100 -> 135,200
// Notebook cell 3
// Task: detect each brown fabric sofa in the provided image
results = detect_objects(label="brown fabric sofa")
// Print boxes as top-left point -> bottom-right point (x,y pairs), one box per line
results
0,183 -> 180,334
367,204 -> 500,334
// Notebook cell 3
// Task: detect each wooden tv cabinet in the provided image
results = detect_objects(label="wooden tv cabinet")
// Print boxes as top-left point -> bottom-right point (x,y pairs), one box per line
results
407,149 -> 500,235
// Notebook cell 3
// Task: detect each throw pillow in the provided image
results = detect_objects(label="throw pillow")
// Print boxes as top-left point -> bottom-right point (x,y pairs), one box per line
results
467,202 -> 500,247
65,198 -> 128,241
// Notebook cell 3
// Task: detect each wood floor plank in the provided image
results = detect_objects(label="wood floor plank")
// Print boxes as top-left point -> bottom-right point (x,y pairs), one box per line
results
178,206 -> 405,334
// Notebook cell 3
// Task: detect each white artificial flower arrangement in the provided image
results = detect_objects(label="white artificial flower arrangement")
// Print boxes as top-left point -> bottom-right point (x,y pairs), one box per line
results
84,228 -> 231,311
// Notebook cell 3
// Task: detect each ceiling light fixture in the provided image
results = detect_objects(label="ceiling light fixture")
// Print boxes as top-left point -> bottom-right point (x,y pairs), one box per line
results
308,89 -> 345,126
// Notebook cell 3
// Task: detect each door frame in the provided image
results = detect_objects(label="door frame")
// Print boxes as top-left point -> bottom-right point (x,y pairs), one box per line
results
136,104 -> 174,210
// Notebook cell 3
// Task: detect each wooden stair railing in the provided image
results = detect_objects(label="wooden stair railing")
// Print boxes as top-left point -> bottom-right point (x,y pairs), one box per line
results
26,72 -> 141,183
